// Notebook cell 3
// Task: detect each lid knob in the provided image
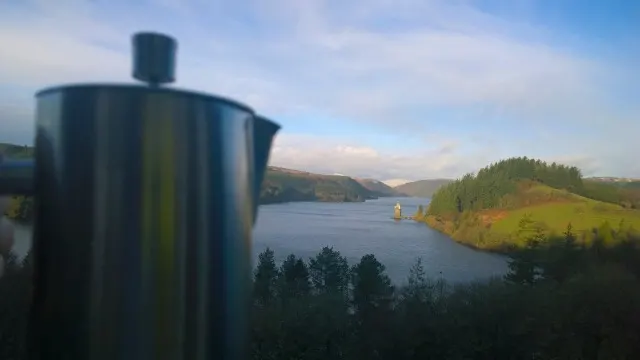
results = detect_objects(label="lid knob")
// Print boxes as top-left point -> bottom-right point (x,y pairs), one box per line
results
132,32 -> 177,86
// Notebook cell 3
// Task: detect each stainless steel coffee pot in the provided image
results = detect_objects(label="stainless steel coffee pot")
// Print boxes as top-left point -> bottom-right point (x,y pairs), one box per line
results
0,32 -> 280,360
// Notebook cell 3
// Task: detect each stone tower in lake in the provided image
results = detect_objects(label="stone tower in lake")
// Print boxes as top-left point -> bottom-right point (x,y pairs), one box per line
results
394,201 -> 402,219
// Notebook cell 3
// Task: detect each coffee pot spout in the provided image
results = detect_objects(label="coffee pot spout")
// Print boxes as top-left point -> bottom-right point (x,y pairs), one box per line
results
251,115 -> 280,222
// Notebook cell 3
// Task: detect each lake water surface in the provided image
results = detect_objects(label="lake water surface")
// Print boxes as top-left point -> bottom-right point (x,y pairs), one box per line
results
252,197 -> 508,284
12,197 -> 509,285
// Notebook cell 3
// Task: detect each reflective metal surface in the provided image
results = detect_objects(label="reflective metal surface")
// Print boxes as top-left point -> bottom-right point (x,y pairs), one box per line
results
250,115 -> 280,224
27,85 -> 260,360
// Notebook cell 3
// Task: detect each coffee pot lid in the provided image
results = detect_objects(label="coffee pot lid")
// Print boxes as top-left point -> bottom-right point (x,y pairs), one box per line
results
132,32 -> 177,87
36,32 -> 255,113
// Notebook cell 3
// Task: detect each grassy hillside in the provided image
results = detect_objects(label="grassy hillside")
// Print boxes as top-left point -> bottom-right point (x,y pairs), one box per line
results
393,179 -> 453,197
260,166 -> 376,204
354,178 -> 406,197
419,157 -> 640,252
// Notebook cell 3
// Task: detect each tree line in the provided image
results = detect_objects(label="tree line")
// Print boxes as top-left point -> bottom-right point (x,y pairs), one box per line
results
428,157 -> 584,215
2,227 -> 640,359
253,227 -> 640,359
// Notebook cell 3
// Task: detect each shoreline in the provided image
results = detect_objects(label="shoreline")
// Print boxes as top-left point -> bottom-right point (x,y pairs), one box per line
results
418,216 -> 514,256
259,194 -> 407,206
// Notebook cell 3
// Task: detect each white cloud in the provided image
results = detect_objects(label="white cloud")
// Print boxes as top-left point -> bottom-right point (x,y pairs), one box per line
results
269,133 -> 497,180
0,0 -> 637,178
268,132 -> 625,181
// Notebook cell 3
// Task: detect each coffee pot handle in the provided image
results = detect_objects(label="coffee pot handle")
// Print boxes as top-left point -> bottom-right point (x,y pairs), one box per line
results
0,158 -> 35,195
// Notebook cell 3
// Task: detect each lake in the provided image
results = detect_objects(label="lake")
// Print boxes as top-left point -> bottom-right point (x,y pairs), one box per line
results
253,197 -> 508,284
11,197 -> 509,285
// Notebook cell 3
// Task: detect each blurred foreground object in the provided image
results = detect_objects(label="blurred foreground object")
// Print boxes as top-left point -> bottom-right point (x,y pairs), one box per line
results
0,32 -> 280,360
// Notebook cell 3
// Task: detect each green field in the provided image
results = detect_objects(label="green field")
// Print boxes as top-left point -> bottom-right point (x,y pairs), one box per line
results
490,184 -> 640,233
492,201 -> 640,234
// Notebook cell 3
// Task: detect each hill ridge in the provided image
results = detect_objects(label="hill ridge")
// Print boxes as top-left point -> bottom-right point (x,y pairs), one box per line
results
393,178 -> 453,198
419,157 -> 640,252
0,144 -> 399,222
260,166 -> 377,204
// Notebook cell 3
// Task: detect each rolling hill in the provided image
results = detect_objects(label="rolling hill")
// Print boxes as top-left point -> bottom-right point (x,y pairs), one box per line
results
1,143 -> 396,220
260,166 -> 378,204
393,179 -> 453,197
418,157 -> 640,252
354,178 -> 406,197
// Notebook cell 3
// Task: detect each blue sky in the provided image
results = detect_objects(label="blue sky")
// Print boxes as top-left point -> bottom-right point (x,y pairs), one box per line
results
0,0 -> 638,183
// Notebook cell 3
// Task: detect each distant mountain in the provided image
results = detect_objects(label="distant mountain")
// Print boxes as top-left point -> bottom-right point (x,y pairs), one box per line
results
393,179 -> 454,197
260,166 -> 378,204
354,178 -> 407,197
586,176 -> 640,183
382,178 -> 412,187
585,177 -> 640,189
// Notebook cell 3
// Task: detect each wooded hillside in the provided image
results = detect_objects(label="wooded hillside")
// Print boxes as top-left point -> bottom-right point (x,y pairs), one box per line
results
421,157 -> 640,251
260,166 -> 377,204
